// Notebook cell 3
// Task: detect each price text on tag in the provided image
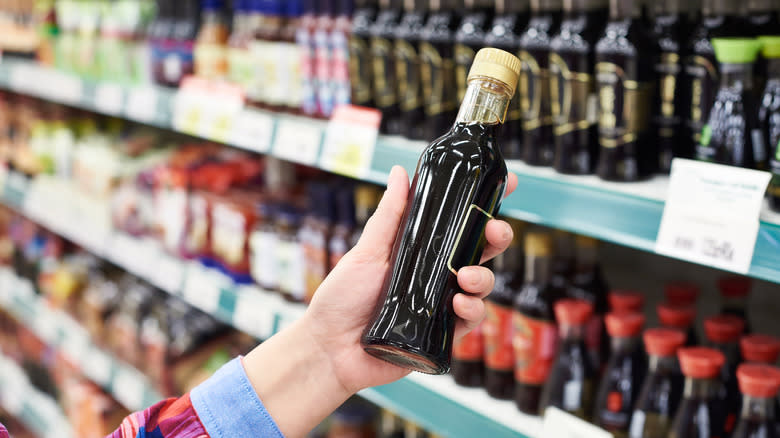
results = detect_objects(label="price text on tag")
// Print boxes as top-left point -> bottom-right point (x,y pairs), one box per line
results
272,119 -> 323,166
319,105 -> 382,178
655,159 -> 771,274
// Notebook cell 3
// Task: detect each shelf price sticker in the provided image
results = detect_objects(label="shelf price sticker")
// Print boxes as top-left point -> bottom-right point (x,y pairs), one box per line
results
541,407 -> 613,438
230,108 -> 276,154
272,119 -> 323,166
94,83 -> 124,115
126,86 -> 159,123
655,159 -> 771,274
183,263 -> 225,314
82,347 -> 113,386
113,368 -> 146,411
319,105 -> 382,178
173,76 -> 244,140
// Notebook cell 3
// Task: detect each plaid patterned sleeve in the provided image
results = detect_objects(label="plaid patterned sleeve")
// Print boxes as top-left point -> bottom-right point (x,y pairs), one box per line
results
107,393 -> 209,438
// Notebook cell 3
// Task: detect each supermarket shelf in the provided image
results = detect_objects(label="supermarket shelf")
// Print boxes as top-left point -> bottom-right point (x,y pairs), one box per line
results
0,353 -> 73,438
0,268 -> 164,412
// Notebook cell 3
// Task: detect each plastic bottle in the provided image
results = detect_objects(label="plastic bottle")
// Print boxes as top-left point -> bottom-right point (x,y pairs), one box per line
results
281,0 -> 306,113
608,290 -> 644,313
704,314 -> 747,435
194,0 -> 229,79
669,347 -> 728,438
657,303 -> 698,346
731,364 -> 780,438
298,0 -> 320,117
314,0 -> 336,117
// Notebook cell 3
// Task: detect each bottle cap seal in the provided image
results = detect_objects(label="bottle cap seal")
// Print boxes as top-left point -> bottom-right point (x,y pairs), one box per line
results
711,38 -> 763,64
737,364 -> 780,398
759,36 -> 780,59
608,290 -> 644,313
704,315 -> 745,344
554,299 -> 594,326
740,334 -> 780,364
468,48 -> 522,97
678,347 -> 726,379
605,312 -> 645,337
644,328 -> 686,357
657,303 -> 695,329
717,275 -> 751,298
664,282 -> 700,306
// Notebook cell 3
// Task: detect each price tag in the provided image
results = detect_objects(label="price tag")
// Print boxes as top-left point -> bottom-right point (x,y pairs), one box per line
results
272,119 -> 323,166
183,263 -> 223,314
126,87 -> 159,123
173,77 -> 244,139
230,109 -> 276,153
59,329 -> 90,367
113,368 -> 146,410
108,234 -> 158,278
44,70 -> 83,105
82,347 -> 113,386
0,268 -> 15,305
319,105 -> 381,178
233,286 -> 276,339
33,306 -> 60,345
541,407 -> 613,438
0,361 -> 28,415
150,252 -> 185,294
94,83 -> 124,115
655,159 -> 771,273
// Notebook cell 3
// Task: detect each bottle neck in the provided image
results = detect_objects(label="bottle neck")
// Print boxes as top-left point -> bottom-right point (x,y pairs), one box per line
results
610,335 -> 642,353
559,322 -> 586,339
653,0 -> 688,15
768,59 -> 780,79
720,63 -> 755,91
703,0 -> 739,16
496,0 -> 528,14
684,377 -> 720,399
648,354 -> 678,373
564,0 -> 608,12
610,0 -> 641,19
740,394 -> 776,422
525,253 -> 553,284
531,0 -> 562,13
455,77 -> 513,125
574,245 -> 598,274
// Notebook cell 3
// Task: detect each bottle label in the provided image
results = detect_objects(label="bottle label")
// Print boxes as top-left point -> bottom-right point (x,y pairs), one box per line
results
454,43 -> 477,103
420,42 -> 457,116
249,229 -> 277,289
685,55 -> 718,144
512,313 -> 558,384
596,62 -> 653,148
371,37 -> 397,108
302,228 -> 328,303
194,42 -> 227,79
330,30 -> 351,109
519,50 -> 553,131
550,53 -> 595,137
227,46 -> 253,93
296,28 -> 318,115
349,35 -> 373,106
278,239 -> 305,300
654,52 -> 681,138
395,39 -> 422,112
597,390 -> 630,429
484,301 -> 514,371
453,322 -> 484,361
315,28 -> 334,116
752,129 -> 766,168
279,42 -> 304,109
250,40 -> 278,103
628,410 -> 646,438
211,204 -> 246,267
446,204 -> 495,275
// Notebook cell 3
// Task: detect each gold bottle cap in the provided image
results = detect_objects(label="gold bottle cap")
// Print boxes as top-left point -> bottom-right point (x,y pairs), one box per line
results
524,231 -> 553,256
467,48 -> 522,96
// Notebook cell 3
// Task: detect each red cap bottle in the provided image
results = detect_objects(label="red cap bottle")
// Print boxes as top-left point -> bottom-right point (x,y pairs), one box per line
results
732,364 -> 780,438
737,363 -> 780,399
678,347 -> 726,379
664,282 -> 700,306
608,290 -> 644,313
740,334 -> 780,364
704,315 -> 745,344
717,275 -> 752,333
605,312 -> 645,338
554,298 -> 594,326
671,348 -> 728,437
657,303 -> 698,346
644,328 -> 687,357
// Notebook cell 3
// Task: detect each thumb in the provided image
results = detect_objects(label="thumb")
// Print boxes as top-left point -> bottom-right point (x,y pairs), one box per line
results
353,166 -> 410,263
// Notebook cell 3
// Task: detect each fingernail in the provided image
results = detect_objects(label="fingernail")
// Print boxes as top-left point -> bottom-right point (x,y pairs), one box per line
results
503,222 -> 513,241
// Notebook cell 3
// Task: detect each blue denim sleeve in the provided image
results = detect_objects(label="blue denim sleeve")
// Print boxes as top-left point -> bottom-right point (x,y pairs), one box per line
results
190,357 -> 284,438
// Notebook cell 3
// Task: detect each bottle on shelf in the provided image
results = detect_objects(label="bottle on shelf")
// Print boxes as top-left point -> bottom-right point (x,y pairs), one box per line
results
740,334 -> 780,364
302,183 -> 334,304
513,230 -> 566,415
249,201 -> 279,291
330,0 -> 353,112
454,0 -> 494,103
361,48 -> 520,374
194,0 -> 229,80
669,347 -> 728,438
551,230 -> 575,290
745,0 -> 779,92
371,0 -> 403,133
167,0 -> 201,87
281,0 -> 306,113
608,290 -> 644,313
276,205 -> 306,303
651,0 -> 696,172
394,0 -> 428,140
657,303 -> 698,346
227,0 -> 252,94
328,185 -> 356,269
350,185 -> 382,248
549,0 -> 608,175
378,409 -> 406,438
451,318 -> 485,387
314,0 -> 336,118
149,0 -> 176,87
594,0 -> 657,181
519,0 -> 562,166
704,314 -> 747,435
539,298 -> 596,419
695,38 -> 765,169
664,282 -> 700,306
628,328 -> 686,438
718,275 -> 752,332
760,36 -> 780,213
349,0 -> 378,108
260,0 -> 290,111
419,0 -> 461,141
593,312 -> 647,436
299,0 -> 320,117
731,364 -> 780,438
484,0 -> 528,160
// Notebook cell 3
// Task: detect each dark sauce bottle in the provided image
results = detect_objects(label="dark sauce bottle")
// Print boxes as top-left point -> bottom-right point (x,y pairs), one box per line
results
551,230 -> 575,290
652,0 -> 696,172
669,347 -> 728,438
361,49 -> 520,374
718,275 -> 753,332
454,0 -> 494,103
732,364 -> 780,438
696,38 -> 765,169
608,289 -> 644,313
593,312 -> 647,437
657,303 -> 699,347
550,0 -> 608,175
484,0 -> 529,160
349,0 -> 377,108
539,299 -> 596,419
371,0 -> 403,134
760,37 -> 780,212
595,0 -> 657,181
419,0 -> 461,141
395,0 -> 428,140
451,317 -> 485,386
740,334 -> 780,365
513,231 -> 566,415
519,0 -> 562,166
664,282 -> 700,307
746,0 -> 780,91
704,314 -> 747,435
628,328 -> 686,438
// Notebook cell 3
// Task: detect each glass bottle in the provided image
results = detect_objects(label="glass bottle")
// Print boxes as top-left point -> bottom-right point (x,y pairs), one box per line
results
608,289 -> 644,313
669,347 -> 728,438
657,303 -> 698,346
330,0 -> 353,112
371,0 -> 403,134
664,282 -> 700,306
227,0 -> 252,93
276,206 -> 306,302
314,0 -> 336,118
696,38 -> 765,169
349,0 -> 377,108
732,364 -> 780,438
484,0 -> 528,160
746,0 -> 780,92
419,0 -> 461,141
483,219 -> 524,399
378,409 -> 406,438
566,235 -> 609,373
513,231 -> 566,415
301,183 -> 334,304
718,275 -> 752,332
249,200 -> 278,290
194,0 -> 229,80
451,318 -> 485,387
361,49 -> 520,374
704,314 -> 747,435
281,0 -> 306,113
652,0 -> 695,172
551,230 -> 575,290
628,328 -> 686,438
740,334 -> 780,365
761,36 -> 780,212
550,0 -> 609,175
519,0 -> 562,166
539,298 -> 596,419
395,0 -> 428,140
454,0 -> 494,103
170,0 -> 201,87
595,0 -> 657,181
299,0 -> 320,117
593,312 -> 647,436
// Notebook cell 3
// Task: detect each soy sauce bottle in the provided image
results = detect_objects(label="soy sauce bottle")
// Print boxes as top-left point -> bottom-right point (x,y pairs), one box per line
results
484,0 -> 528,160
539,299 -> 596,418
361,49 -> 521,374
628,328 -> 686,438
349,0 -> 377,108
669,347 -> 728,438
652,0 -> 695,172
608,290 -> 644,313
371,0 -> 403,134
454,0 -> 493,103
732,364 -> 780,438
746,1 -> 780,92
704,314 -> 746,435
657,303 -> 699,346
718,275 -> 753,332
419,0 -> 461,141
451,319 -> 485,386
395,0 -> 428,140
696,38 -> 765,169
519,0 -> 562,166
740,334 -> 780,365
664,282 -> 700,307
513,231 -> 566,415
550,0 -> 609,175
760,37 -> 780,212
593,312 -> 647,437
595,0 -> 657,181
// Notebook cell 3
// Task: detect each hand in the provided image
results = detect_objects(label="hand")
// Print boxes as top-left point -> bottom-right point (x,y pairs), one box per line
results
303,165 -> 519,393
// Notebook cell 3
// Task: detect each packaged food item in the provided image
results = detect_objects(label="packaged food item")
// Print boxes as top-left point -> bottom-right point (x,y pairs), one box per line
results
194,0 -> 229,79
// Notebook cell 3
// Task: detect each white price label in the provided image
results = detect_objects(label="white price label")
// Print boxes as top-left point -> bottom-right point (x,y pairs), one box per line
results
45,70 -> 83,104
113,368 -> 145,410
82,348 -> 113,385
150,252 -> 185,293
0,362 -> 28,415
126,87 -> 159,123
33,307 -> 60,345
230,109 -> 275,153
655,159 -> 772,273
233,286 -> 276,339
0,268 -> 15,305
272,119 -> 323,166
319,105 -> 381,178
94,83 -> 124,115
541,407 -> 613,438
109,234 -> 158,278
183,264 -> 222,313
